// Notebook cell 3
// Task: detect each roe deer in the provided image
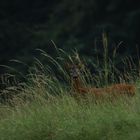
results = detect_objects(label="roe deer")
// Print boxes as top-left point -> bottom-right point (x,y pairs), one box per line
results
67,63 -> 135,97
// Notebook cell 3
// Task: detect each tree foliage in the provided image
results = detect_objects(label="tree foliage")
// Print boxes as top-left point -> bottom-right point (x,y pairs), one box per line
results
0,0 -> 140,74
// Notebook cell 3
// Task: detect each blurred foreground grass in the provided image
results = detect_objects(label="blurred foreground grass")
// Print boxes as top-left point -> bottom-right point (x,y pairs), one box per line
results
0,92 -> 140,140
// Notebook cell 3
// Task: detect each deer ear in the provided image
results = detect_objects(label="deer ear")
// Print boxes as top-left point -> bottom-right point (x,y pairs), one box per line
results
76,62 -> 84,70
64,62 -> 71,70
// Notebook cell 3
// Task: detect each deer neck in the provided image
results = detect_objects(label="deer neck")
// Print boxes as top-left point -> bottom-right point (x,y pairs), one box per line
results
72,78 -> 81,91
72,77 -> 85,93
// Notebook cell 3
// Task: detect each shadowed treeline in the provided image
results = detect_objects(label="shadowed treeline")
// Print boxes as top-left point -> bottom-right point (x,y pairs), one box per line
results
0,0 -> 140,74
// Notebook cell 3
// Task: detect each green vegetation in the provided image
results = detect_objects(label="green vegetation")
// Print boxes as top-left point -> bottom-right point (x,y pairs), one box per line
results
1,1 -> 140,139
0,47 -> 140,140
0,94 -> 140,140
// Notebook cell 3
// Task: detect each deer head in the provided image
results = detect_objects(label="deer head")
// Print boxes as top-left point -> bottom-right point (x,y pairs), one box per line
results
65,62 -> 84,79
70,64 -> 80,79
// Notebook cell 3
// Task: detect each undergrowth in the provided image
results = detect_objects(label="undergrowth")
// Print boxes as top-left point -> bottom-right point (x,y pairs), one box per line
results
0,38 -> 140,140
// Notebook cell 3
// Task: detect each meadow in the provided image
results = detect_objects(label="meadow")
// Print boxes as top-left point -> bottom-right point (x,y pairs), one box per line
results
0,42 -> 140,140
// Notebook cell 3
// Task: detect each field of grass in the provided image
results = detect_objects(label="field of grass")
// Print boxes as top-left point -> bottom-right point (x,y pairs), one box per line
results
0,92 -> 140,140
0,42 -> 140,140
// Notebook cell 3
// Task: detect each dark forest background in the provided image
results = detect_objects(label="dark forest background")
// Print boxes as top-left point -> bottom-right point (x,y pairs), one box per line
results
0,0 -> 140,74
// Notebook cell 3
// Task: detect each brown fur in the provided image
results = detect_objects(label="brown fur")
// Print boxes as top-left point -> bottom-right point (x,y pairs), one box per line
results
109,83 -> 135,96
72,77 -> 135,97
66,63 -> 136,98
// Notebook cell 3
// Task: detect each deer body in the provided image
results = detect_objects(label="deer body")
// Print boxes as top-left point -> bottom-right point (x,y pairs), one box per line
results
109,83 -> 135,96
69,64 -> 135,97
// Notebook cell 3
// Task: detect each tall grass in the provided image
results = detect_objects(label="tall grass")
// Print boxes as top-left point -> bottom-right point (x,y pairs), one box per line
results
0,94 -> 140,140
0,38 -> 140,140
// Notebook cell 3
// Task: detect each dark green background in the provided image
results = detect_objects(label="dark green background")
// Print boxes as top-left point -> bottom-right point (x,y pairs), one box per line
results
0,0 -> 140,74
